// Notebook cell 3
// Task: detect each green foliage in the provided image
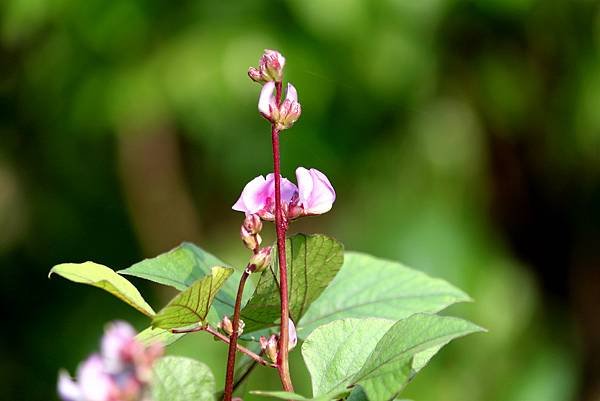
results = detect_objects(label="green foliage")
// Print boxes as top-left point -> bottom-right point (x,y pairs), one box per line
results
120,242 -> 250,318
297,252 -> 471,338
49,262 -> 155,317
152,266 -> 233,330
136,326 -> 184,346
241,234 -> 343,333
153,356 -> 215,401
302,315 -> 484,401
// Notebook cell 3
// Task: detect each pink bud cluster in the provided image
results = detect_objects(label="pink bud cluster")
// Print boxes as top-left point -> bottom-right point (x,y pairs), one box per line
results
248,49 -> 285,83
248,49 -> 301,131
58,321 -> 163,401
259,319 -> 298,363
232,167 -> 336,221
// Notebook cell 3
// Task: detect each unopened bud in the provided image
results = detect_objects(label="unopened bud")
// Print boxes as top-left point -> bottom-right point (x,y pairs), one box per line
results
248,50 -> 286,83
260,334 -> 278,363
243,214 -> 263,235
218,316 -> 245,336
249,246 -> 272,273
241,225 -> 262,251
288,319 -> 298,351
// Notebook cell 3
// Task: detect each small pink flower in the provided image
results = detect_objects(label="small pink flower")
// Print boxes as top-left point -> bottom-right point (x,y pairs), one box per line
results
295,167 -> 336,216
232,174 -> 298,220
57,321 -> 164,401
232,168 -> 335,220
101,321 -> 136,373
248,49 -> 286,83
258,82 -> 302,130
58,355 -> 114,401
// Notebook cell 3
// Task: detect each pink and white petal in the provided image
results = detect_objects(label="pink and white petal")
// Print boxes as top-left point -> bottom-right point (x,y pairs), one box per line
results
280,177 -> 299,203
286,83 -> 298,103
78,355 -> 113,401
58,371 -> 82,401
232,176 -> 268,213
258,82 -> 276,116
295,167 -> 314,206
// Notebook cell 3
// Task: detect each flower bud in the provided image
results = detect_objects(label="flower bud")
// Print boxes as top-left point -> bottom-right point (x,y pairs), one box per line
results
260,334 -> 279,363
288,319 -> 298,351
249,246 -> 272,273
248,50 -> 286,83
258,82 -> 301,131
243,214 -> 262,235
218,316 -> 245,336
240,225 -> 261,251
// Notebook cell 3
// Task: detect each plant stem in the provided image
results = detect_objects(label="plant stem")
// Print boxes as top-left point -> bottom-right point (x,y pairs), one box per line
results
271,80 -> 294,392
170,325 -> 274,368
223,265 -> 254,401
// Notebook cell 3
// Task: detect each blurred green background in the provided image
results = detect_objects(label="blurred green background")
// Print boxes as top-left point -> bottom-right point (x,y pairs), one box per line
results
1,0 -> 600,400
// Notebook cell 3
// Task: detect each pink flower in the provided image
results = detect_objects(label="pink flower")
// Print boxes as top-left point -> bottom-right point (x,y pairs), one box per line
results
258,82 -> 302,130
57,321 -> 164,401
101,321 -> 136,373
232,174 -> 298,221
58,355 -> 114,401
248,49 -> 286,83
295,167 -> 336,216
232,168 -> 335,220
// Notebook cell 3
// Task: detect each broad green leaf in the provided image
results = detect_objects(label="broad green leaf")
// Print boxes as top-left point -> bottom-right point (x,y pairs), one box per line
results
353,314 -> 484,401
119,242 -> 248,319
241,234 -> 343,333
136,326 -> 184,346
153,356 -> 215,401
302,315 -> 484,400
302,318 -> 395,396
297,252 -> 471,338
251,390 -> 348,401
49,262 -> 155,317
152,266 -> 233,329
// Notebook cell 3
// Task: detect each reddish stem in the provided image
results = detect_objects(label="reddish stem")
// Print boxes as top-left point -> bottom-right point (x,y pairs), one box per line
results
223,266 -> 254,401
271,80 -> 294,392
170,325 -> 274,368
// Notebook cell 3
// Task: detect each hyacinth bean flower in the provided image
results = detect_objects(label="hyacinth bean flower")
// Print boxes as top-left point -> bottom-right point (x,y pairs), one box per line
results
248,49 -> 285,83
58,321 -> 163,401
232,167 -> 335,220
258,82 -> 302,130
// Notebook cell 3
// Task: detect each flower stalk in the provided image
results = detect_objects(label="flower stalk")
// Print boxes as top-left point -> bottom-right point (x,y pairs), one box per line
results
271,80 -> 294,392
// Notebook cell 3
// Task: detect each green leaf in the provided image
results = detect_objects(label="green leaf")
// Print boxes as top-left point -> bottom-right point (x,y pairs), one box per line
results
49,262 -> 155,317
152,266 -> 234,330
302,315 -> 484,401
152,356 -> 215,401
119,242 -> 248,319
251,390 -> 348,401
297,252 -> 471,338
302,318 -> 395,396
241,234 -> 344,333
136,326 -> 184,346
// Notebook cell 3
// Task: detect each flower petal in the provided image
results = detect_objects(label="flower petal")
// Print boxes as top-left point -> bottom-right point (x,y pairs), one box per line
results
285,83 -> 298,103
296,167 -> 336,215
232,175 -> 269,214
58,371 -> 82,401
258,81 -> 275,116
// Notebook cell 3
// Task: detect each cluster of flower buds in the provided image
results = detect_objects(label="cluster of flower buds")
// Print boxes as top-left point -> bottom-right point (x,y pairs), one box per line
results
232,167 -> 336,221
248,49 -> 301,131
58,321 -> 163,401
218,316 -> 245,337
248,49 -> 285,83
259,319 -> 298,364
